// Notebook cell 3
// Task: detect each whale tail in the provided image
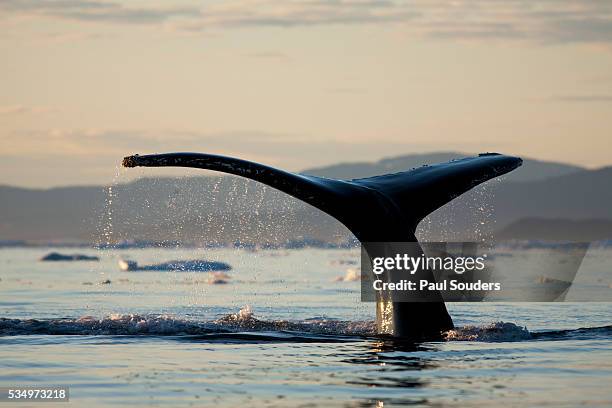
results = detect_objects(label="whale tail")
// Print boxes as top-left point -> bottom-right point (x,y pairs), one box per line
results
123,152 -> 522,242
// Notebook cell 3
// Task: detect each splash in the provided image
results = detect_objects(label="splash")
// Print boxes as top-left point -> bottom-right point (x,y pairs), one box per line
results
98,165 -> 123,248
4,308 -> 607,343
0,314 -> 218,336
416,176 -> 503,242
443,321 -> 532,341
0,307 -> 376,338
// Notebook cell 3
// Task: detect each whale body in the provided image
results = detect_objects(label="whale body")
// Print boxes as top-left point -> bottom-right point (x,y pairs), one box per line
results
122,152 -> 522,339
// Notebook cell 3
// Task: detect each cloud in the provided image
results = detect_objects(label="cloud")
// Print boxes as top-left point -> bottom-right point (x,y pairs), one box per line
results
0,105 -> 28,115
1,127 -> 520,186
0,0 -> 199,24
1,127 -> 498,172
552,94 -> 612,102
0,105 -> 60,115
326,87 -> 367,94
245,52 -> 292,61
35,31 -> 110,44
0,128 -> 307,158
1,1 -> 612,46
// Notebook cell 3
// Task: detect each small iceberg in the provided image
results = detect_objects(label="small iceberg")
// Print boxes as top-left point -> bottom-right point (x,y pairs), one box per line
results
40,252 -> 99,262
118,259 -> 231,272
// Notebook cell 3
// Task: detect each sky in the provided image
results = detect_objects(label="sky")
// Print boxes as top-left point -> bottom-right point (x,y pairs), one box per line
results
1,0 -> 611,188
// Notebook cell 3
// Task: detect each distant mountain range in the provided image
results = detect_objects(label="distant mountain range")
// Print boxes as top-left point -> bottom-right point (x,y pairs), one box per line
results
1,152 -> 610,243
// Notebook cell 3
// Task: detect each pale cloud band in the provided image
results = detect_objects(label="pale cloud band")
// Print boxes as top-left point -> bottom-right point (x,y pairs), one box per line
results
553,94 -> 612,102
1,128 -> 489,186
0,105 -> 61,115
1,0 -> 612,46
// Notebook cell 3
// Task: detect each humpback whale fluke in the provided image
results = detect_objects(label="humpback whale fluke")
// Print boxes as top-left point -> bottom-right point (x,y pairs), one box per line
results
123,152 -> 522,339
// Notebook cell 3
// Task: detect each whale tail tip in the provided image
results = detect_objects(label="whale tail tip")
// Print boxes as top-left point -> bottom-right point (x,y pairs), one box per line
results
122,155 -> 138,168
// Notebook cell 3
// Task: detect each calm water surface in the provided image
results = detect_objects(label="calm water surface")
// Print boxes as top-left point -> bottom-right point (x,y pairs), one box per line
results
1,247 -> 611,407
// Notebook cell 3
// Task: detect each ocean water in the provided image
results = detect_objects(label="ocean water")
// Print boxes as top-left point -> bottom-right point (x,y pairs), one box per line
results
1,247 -> 611,407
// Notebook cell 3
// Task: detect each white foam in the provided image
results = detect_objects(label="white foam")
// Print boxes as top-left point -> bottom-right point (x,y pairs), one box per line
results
443,321 -> 532,342
2,309 -> 534,341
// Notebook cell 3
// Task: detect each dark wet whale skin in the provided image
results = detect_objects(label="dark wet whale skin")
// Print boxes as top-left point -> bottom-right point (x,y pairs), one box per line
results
123,152 -> 522,339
